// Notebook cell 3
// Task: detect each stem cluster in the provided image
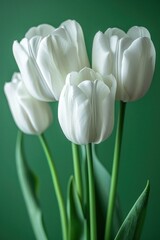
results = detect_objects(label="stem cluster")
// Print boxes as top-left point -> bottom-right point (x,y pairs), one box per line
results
38,101 -> 126,240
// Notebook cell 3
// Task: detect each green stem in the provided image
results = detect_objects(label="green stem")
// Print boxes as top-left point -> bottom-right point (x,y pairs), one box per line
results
39,134 -> 68,240
86,143 -> 97,240
105,101 -> 126,240
72,143 -> 83,203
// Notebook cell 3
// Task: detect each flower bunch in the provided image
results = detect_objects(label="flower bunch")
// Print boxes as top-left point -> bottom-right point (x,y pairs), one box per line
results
4,20 -> 155,240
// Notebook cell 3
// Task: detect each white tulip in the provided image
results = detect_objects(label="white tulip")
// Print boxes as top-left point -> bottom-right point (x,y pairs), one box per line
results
4,73 -> 53,134
58,67 -> 116,144
92,26 -> 156,102
13,20 -> 90,102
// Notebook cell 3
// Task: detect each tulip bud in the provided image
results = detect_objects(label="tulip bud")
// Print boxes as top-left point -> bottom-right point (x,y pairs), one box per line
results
92,26 -> 156,102
58,67 -> 116,145
4,73 -> 53,135
13,20 -> 90,102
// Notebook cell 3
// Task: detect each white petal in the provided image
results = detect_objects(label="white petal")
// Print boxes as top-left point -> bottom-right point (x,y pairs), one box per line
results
94,80 -> 115,143
78,79 -> 115,143
78,67 -> 102,82
36,34 -> 80,100
115,37 -> 132,100
25,24 -> 55,39
36,35 -> 65,100
121,37 -> 155,101
60,20 -> 90,68
58,83 -> 90,144
13,40 -> 29,69
13,39 -> 54,101
4,80 -> 32,133
71,87 -> 91,144
28,36 -> 43,58
104,28 -> 126,39
4,73 -> 52,134
25,57 -> 55,101
67,67 -> 104,86
127,26 -> 151,39
92,31 -> 112,76
18,96 -> 53,134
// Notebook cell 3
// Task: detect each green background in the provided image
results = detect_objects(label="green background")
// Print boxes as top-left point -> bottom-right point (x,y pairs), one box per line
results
1,0 -> 160,239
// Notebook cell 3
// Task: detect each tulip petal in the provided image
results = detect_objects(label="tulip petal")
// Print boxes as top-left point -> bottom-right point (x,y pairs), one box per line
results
4,73 -> 52,134
104,28 -> 126,39
16,80 -> 52,133
13,39 -> 54,101
28,36 -> 43,58
127,26 -> 151,40
76,79 -> 115,143
18,96 -> 52,134
36,33 -> 80,100
72,93 -> 91,144
121,37 -> 156,101
92,80 -> 110,143
13,39 -> 30,69
78,67 -> 104,83
61,20 -> 82,45
25,24 -> 55,39
92,31 -> 112,76
4,79 -> 35,134
116,37 -> 132,100
58,83 -> 90,144
27,57 -> 55,101
61,20 -> 90,68
94,79 -> 115,143
36,35 -> 66,100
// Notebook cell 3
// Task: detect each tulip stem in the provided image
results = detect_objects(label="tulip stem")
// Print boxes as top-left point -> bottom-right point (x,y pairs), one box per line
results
86,143 -> 97,240
72,143 -> 83,203
39,134 -> 68,240
105,101 -> 126,240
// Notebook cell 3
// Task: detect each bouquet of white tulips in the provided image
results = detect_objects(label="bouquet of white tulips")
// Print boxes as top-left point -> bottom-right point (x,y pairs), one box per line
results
4,20 -> 155,240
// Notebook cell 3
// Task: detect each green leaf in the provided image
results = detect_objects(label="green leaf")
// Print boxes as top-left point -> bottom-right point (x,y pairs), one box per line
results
114,181 -> 150,240
92,144 -> 122,240
67,176 -> 88,240
16,131 -> 48,240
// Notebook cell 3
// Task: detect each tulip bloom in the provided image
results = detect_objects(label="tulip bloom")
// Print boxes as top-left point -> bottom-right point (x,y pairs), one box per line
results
58,67 -> 116,145
13,20 -> 89,102
4,73 -> 53,134
92,26 -> 156,102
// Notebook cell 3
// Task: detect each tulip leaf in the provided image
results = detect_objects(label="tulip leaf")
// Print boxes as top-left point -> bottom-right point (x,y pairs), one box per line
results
91,144 -> 122,239
16,131 -> 48,240
114,181 -> 150,240
67,176 -> 88,240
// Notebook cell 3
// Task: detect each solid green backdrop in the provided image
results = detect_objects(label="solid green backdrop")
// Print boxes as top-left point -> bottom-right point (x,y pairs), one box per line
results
1,0 -> 160,239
